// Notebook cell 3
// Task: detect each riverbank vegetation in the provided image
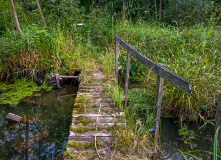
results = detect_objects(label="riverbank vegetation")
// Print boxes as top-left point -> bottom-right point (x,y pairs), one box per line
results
0,0 -> 221,158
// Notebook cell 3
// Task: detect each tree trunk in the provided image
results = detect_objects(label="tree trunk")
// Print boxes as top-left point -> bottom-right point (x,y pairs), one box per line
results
20,0 -> 28,16
9,0 -> 22,34
2,2 -> 8,30
159,0 -> 162,20
155,0 -> 158,21
35,0 -> 46,25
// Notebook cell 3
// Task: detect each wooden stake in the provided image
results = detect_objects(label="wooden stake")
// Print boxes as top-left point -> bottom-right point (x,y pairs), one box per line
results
124,52 -> 131,109
55,74 -> 60,88
115,41 -> 119,82
153,64 -> 165,146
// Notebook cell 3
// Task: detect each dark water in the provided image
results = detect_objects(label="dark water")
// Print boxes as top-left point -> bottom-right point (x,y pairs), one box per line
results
0,83 -> 78,160
120,78 -> 215,160
158,118 -> 214,160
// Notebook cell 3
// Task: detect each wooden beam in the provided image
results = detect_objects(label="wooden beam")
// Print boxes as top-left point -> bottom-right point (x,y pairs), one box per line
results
115,41 -> 119,82
124,52 -> 131,109
115,35 -> 192,96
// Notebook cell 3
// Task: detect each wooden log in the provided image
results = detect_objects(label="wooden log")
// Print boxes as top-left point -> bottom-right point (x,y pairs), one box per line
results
115,41 -> 119,82
6,113 -> 22,122
124,52 -> 131,109
6,113 -> 42,124
153,72 -> 164,146
115,35 -> 192,96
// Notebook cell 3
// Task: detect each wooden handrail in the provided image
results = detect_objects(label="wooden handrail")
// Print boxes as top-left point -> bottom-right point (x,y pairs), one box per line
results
115,35 -> 192,147
115,35 -> 192,96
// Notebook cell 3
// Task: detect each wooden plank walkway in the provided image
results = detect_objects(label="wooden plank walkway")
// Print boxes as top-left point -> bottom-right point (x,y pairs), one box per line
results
64,71 -> 124,160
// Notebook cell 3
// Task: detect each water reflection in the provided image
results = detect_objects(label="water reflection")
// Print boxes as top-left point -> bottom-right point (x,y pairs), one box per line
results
0,83 -> 78,160
158,118 -> 214,160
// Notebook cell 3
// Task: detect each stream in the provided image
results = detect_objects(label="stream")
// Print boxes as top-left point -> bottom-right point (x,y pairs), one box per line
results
123,80 -> 215,160
0,79 -> 216,160
0,83 -> 78,159
158,118 -> 214,160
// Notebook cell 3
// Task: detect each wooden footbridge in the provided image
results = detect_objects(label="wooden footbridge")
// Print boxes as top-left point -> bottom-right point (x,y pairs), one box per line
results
64,71 -> 124,159
62,35 -> 194,159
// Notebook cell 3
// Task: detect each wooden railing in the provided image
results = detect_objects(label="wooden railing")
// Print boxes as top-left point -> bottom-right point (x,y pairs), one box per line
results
114,35 -> 192,146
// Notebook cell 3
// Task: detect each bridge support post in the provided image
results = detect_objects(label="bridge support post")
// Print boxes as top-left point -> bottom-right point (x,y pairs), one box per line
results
115,41 -> 119,83
55,73 -> 60,89
153,64 -> 165,146
124,52 -> 131,109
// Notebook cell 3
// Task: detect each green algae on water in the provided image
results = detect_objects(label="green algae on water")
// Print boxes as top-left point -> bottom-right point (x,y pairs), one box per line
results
0,79 -> 52,106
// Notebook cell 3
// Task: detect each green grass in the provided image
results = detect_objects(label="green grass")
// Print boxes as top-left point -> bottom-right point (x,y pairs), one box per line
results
115,21 -> 221,122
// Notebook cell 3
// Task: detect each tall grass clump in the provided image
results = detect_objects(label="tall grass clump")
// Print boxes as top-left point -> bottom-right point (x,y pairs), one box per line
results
112,110 -> 153,159
116,21 -> 221,122
103,81 -> 154,159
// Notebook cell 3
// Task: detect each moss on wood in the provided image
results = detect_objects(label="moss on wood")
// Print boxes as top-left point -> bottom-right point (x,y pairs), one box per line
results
66,141 -> 95,150
70,126 -> 96,133
74,116 -> 96,125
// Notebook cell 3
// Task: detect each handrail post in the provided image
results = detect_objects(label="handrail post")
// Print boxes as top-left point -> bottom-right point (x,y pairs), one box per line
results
115,40 -> 119,83
124,52 -> 131,109
215,91 -> 221,140
153,63 -> 165,146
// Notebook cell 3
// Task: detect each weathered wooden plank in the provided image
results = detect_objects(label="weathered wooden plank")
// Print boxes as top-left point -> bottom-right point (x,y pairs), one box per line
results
153,74 -> 164,146
72,123 -> 123,128
124,52 -> 131,108
68,136 -> 112,142
6,113 -> 22,122
72,112 -> 124,118
69,131 -> 112,137
115,35 -> 192,96
72,116 -> 121,123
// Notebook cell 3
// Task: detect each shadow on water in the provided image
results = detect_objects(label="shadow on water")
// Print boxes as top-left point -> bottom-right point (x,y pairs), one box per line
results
0,82 -> 79,160
157,118 -> 214,160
